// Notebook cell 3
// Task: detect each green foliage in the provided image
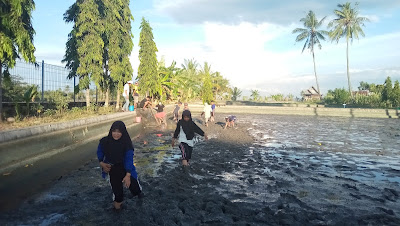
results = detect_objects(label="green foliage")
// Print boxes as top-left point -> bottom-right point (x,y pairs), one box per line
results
250,89 -> 260,101
0,0 -> 36,120
178,58 -> 200,101
352,93 -> 383,108
63,0 -> 106,108
138,17 -> 158,97
211,72 -> 230,100
2,73 -> 25,102
292,10 -> 327,96
358,81 -> 370,91
0,0 -> 36,67
382,76 -> 393,107
43,109 -> 57,117
24,85 -> 38,116
231,87 -> 242,101
156,59 -> 179,100
200,62 -> 214,104
392,81 -> 400,107
328,2 -> 369,95
103,0 -> 134,103
325,88 -> 350,105
270,94 -> 284,102
46,90 -> 69,114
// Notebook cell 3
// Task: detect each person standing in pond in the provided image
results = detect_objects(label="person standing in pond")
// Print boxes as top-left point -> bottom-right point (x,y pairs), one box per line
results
202,102 -> 212,127
132,89 -> 139,110
122,81 -> 133,112
155,101 -> 167,126
97,121 -> 143,210
183,102 -> 189,111
173,102 -> 182,123
172,110 -> 208,166
210,101 -> 216,122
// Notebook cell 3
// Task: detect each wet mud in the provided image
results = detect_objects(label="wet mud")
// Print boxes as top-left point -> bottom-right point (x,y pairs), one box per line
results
1,114 -> 400,225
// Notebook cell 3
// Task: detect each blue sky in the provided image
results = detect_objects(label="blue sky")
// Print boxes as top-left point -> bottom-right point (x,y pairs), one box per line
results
32,0 -> 400,97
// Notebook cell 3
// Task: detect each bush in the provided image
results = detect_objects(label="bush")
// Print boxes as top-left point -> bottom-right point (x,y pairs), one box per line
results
325,88 -> 350,105
46,90 -> 69,114
43,109 -> 57,117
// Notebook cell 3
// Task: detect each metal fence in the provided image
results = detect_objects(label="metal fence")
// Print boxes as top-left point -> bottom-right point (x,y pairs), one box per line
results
7,60 -> 109,103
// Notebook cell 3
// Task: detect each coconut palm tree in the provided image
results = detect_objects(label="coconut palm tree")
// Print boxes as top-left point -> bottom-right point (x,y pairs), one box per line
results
250,89 -> 260,101
292,10 -> 328,99
231,87 -> 242,101
328,2 -> 369,97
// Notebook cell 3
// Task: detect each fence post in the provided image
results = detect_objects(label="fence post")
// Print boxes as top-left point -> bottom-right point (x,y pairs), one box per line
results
41,60 -> 44,102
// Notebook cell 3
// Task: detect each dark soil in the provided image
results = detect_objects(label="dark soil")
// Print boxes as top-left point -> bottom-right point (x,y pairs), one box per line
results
1,114 -> 399,226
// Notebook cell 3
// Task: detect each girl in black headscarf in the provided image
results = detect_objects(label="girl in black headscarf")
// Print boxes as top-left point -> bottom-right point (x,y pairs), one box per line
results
97,121 -> 143,210
172,110 -> 208,166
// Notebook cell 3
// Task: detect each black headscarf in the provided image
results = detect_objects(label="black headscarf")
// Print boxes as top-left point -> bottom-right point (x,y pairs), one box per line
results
180,110 -> 194,137
100,121 -> 133,164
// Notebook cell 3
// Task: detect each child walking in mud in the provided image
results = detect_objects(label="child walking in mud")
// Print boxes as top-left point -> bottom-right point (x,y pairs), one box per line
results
97,121 -> 143,210
173,102 -> 182,123
172,110 -> 208,166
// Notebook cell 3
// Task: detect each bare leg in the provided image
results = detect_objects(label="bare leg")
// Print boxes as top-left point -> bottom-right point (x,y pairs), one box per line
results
114,201 -> 122,210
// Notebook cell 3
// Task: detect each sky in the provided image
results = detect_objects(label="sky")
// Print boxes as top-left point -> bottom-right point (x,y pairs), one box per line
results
32,0 -> 400,97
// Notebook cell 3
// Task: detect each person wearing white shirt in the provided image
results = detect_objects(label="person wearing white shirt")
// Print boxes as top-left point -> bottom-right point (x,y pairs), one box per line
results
122,81 -> 133,111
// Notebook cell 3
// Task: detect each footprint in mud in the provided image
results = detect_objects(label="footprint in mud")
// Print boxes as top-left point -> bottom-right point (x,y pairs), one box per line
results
376,207 -> 395,215
382,188 -> 399,202
342,183 -> 358,191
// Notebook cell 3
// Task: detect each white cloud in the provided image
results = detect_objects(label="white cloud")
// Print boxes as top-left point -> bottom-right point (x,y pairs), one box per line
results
130,16 -> 400,95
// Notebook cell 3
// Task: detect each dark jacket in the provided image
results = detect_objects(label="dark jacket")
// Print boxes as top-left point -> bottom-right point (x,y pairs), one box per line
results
96,142 -> 137,179
173,120 -> 204,140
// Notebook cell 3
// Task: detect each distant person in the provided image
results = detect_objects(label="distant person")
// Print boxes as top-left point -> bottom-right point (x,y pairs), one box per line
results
122,81 -> 133,111
97,121 -> 143,210
210,101 -> 216,122
172,110 -> 208,166
155,101 -> 167,126
139,96 -> 152,118
201,102 -> 212,127
173,102 -> 182,123
132,89 -> 139,110
224,115 -> 237,129
183,103 -> 189,111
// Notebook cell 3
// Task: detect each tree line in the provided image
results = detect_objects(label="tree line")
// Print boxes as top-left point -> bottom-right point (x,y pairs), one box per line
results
0,0 -> 231,122
325,77 -> 400,108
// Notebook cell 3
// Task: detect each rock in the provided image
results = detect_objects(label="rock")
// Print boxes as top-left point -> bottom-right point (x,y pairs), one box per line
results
6,117 -> 15,123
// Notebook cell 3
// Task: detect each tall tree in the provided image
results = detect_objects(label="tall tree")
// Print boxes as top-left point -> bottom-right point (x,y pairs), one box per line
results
137,17 -> 158,97
0,0 -> 36,121
231,87 -> 242,101
200,62 -> 214,104
250,89 -> 260,101
211,72 -> 230,100
382,76 -> 393,107
292,10 -> 327,98
180,58 -> 199,100
392,80 -> 400,108
63,0 -> 104,109
102,0 -> 134,108
328,2 -> 369,97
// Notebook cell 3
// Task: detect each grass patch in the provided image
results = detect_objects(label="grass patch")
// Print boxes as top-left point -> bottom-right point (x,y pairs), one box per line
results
0,106 -> 119,131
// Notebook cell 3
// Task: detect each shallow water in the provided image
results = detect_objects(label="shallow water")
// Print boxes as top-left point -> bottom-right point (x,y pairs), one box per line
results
243,115 -> 400,184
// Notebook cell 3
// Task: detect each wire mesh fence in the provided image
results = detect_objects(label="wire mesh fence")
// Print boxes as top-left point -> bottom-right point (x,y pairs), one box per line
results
6,59 -> 114,104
